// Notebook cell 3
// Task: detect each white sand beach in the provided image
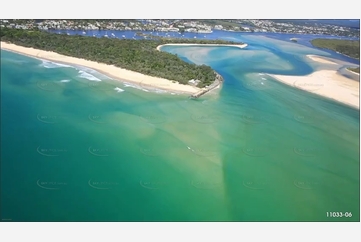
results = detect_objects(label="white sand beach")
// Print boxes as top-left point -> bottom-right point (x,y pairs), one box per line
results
156,43 -> 248,51
1,42 -> 201,94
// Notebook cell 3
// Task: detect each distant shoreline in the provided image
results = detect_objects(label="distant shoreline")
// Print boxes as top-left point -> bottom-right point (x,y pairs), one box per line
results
1,42 -> 202,95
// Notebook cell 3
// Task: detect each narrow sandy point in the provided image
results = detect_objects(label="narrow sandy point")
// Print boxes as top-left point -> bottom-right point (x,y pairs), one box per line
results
306,54 -> 338,65
157,43 -> 248,51
345,68 -> 360,76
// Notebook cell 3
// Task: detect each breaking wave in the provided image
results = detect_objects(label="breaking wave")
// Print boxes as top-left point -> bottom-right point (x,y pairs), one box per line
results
78,70 -> 101,81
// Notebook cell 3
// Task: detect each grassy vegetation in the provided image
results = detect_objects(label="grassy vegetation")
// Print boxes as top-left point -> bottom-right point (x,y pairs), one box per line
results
1,28 -> 243,87
311,38 -> 360,59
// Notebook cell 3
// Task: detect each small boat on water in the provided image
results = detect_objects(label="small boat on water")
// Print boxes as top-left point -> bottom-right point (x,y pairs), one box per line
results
122,35 -> 125,38
82,31 -> 86,35
111,33 -> 115,37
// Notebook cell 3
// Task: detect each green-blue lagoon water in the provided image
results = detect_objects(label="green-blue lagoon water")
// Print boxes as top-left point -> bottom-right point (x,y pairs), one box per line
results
1,34 -> 359,221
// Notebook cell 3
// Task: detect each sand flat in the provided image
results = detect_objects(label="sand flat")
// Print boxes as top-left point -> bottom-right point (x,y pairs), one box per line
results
306,54 -> 338,65
270,70 -> 359,109
1,42 -> 200,94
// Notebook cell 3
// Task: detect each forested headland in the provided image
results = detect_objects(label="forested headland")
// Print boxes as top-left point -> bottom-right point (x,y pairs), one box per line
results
1,28 -> 244,87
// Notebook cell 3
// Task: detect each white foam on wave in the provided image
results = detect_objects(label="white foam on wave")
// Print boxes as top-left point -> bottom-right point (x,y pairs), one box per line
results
38,60 -> 109,82
40,60 -> 71,69
114,87 -> 124,93
123,83 -> 137,88
123,83 -> 177,95
60,79 -> 71,83
261,77 -> 267,80
123,83 -> 149,92
154,89 -> 168,93
78,70 -> 101,82
76,66 -> 113,80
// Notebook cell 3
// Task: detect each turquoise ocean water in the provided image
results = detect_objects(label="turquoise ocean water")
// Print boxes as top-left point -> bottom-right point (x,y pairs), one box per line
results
1,34 -> 360,221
